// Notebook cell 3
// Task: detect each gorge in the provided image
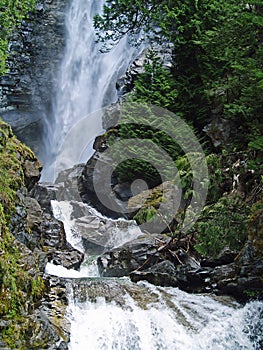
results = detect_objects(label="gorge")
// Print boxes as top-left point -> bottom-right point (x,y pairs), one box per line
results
0,0 -> 262,349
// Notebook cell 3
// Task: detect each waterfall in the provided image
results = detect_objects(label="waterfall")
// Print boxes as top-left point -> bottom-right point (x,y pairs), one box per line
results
46,199 -> 143,278
42,1 -> 263,348
41,0 -> 142,181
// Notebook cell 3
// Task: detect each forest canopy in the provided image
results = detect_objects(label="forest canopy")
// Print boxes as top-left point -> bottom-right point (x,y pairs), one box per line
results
95,0 -> 263,149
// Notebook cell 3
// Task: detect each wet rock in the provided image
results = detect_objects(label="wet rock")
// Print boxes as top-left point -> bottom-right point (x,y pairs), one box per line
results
25,195 -> 84,270
128,181 -> 183,233
71,279 -> 159,308
98,234 -> 169,277
30,182 -> 62,213
175,268 -> 206,293
234,241 -> 263,300
55,164 -> 85,201
116,44 -> 173,97
203,119 -> 237,150
58,341 -> 69,350
39,276 -> 70,346
201,247 -> 238,268
113,182 -> 133,201
130,260 -> 178,287
79,153 -> 130,219
101,104 -> 122,130
23,159 -> 42,191
116,48 -> 148,96
24,196 -> 42,230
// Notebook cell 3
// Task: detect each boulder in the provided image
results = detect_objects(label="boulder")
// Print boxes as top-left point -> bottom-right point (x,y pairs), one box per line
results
30,182 -> 62,214
201,247 -> 238,268
98,234 -> 170,277
31,276 -> 70,348
25,196 -> 84,270
130,260 -> 178,287
23,159 -> 42,191
78,153 -> 131,219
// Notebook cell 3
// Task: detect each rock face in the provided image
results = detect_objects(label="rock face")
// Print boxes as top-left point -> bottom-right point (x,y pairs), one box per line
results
0,0 -> 69,155
116,43 -> 174,97
25,196 -> 83,270
0,121 -> 82,349
78,151 -> 132,219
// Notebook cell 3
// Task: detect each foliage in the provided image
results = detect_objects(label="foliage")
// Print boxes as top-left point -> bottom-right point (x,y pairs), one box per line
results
95,0 -> 263,147
244,289 -> 263,299
0,0 -> 36,74
129,50 -> 178,110
248,136 -> 263,151
108,122 -> 202,199
96,1 -> 263,261
194,195 -> 250,257
248,200 -> 263,257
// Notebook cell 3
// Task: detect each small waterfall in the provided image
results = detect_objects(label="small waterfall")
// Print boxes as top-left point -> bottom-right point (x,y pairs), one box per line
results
42,0 -> 142,181
67,280 -> 263,350
44,198 -> 263,350
45,199 -> 143,279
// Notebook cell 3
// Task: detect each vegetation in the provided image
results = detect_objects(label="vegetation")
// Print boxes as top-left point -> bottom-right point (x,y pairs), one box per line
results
194,195 -> 250,257
95,0 -> 263,145
0,0 -> 36,74
95,0 -> 263,257
0,120 -> 45,348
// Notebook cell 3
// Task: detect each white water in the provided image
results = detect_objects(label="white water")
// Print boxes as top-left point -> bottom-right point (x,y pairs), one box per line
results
67,281 -> 263,350
42,0 -> 142,181
46,199 -> 142,279
45,198 -> 263,350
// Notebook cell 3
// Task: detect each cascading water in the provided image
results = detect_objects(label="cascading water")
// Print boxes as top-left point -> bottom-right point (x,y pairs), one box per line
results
41,0 -> 142,181
67,281 -> 263,350
45,198 -> 263,349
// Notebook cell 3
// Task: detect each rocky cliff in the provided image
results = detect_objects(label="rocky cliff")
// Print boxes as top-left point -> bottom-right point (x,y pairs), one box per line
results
0,119 -> 83,349
0,0 -> 69,156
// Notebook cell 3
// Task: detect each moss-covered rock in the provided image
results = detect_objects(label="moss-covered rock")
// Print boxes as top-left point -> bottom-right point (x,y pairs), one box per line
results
0,119 -> 52,348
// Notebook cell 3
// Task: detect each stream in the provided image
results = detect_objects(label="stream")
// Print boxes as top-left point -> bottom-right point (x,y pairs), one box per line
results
45,199 -> 262,350
43,0 -> 263,349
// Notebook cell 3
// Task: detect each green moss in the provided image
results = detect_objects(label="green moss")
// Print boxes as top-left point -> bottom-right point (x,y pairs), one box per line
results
0,0 -> 37,75
0,120 -> 45,348
131,182 -> 177,228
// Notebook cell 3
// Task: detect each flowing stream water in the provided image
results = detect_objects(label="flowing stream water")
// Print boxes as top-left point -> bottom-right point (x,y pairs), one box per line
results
43,0 -> 263,348
46,199 -> 263,350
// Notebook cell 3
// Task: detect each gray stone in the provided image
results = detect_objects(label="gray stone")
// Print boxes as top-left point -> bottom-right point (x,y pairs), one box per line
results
130,260 -> 178,287
98,234 -> 170,277
0,0 -> 69,157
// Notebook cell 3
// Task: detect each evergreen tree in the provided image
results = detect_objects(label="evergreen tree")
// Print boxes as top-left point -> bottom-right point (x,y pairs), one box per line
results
95,0 -> 263,147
